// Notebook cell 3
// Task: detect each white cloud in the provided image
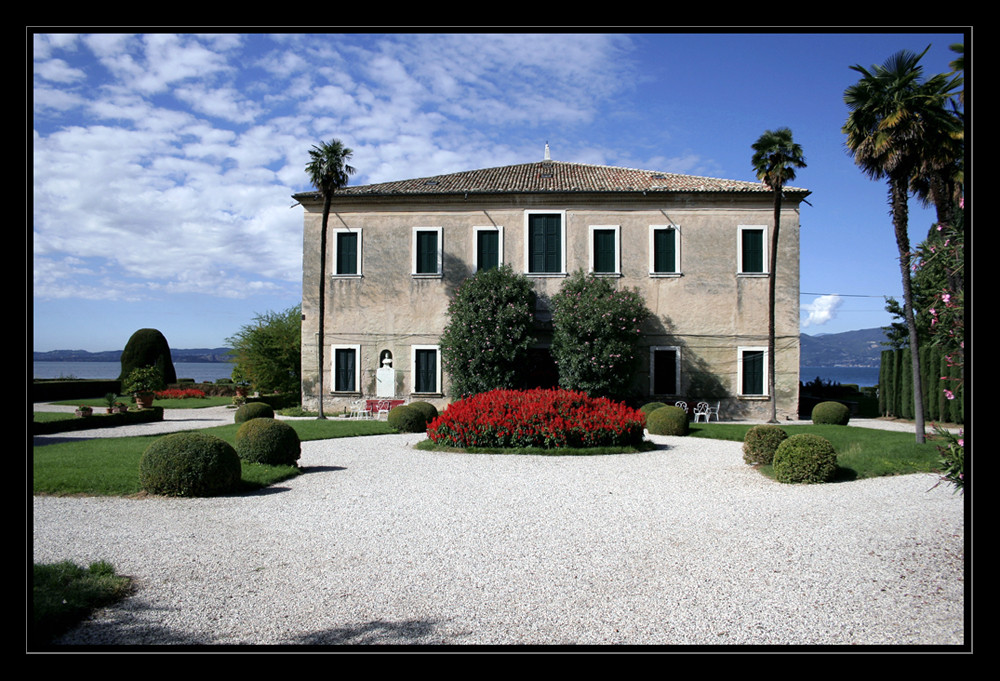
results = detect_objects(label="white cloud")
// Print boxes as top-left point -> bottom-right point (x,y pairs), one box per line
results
802,294 -> 843,327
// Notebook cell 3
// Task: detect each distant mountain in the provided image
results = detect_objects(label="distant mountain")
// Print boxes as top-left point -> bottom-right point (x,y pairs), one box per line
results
33,348 -> 233,363
800,328 -> 890,368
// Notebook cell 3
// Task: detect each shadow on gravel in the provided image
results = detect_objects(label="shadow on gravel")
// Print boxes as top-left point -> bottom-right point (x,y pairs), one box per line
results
295,618 -> 443,645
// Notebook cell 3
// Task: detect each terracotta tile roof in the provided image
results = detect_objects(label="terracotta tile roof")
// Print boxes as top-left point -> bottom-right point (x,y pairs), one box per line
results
296,160 -> 809,199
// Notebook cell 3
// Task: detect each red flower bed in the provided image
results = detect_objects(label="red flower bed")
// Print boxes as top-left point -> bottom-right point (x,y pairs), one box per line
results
426,388 -> 645,449
154,388 -> 207,400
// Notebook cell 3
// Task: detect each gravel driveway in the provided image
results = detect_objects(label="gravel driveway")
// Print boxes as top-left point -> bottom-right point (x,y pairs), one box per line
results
32,408 -> 965,647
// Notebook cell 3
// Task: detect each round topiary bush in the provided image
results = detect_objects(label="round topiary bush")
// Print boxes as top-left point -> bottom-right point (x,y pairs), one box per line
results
408,400 -> 439,424
235,417 -> 301,466
772,434 -> 838,484
646,405 -> 689,436
640,402 -> 667,418
139,431 -> 242,497
743,424 -> 789,465
811,400 -> 851,425
387,404 -> 427,433
235,401 -> 275,423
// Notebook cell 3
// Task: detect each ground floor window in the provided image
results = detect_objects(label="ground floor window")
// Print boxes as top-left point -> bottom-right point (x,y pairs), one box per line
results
650,346 -> 680,395
332,345 -> 361,392
738,347 -> 767,396
412,345 -> 441,394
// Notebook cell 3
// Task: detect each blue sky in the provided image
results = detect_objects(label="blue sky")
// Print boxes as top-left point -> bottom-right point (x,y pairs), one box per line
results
31,31 -> 966,352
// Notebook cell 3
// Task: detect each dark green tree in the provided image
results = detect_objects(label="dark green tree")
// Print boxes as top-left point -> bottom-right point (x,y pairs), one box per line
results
842,46 -> 962,443
439,264 -> 537,398
305,139 -> 356,418
549,271 -> 652,400
226,305 -> 302,395
118,328 -> 176,385
751,127 -> 806,423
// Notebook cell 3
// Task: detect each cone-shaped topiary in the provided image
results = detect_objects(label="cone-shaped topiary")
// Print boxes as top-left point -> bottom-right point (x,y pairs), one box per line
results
235,401 -> 275,423
118,328 -> 177,384
387,404 -> 427,433
743,424 -> 788,465
235,417 -> 301,466
773,433 -> 838,484
139,431 -> 242,497
646,405 -> 689,436
811,400 -> 851,425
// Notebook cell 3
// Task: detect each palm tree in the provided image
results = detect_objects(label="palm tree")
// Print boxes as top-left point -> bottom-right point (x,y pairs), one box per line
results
842,47 -> 962,443
751,128 -> 806,424
305,139 -> 356,419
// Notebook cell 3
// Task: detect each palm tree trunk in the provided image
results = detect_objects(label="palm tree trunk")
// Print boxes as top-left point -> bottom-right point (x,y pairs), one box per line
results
767,190 -> 781,423
891,177 -> 925,443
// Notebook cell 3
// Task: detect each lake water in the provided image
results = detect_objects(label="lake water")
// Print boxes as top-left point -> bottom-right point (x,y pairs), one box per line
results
32,361 -> 234,384
34,361 -> 879,389
800,366 -> 880,388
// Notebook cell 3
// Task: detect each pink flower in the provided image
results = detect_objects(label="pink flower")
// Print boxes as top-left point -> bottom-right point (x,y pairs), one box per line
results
944,389 -> 955,400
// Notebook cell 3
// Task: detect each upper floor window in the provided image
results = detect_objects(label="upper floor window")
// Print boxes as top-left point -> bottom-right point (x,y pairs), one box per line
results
589,225 -> 620,275
525,210 -> 566,275
474,226 -> 503,272
649,225 -> 680,276
738,225 -> 767,275
333,229 -> 362,276
413,226 -> 443,277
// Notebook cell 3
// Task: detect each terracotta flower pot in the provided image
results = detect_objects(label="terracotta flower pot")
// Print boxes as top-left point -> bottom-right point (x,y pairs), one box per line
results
135,392 -> 155,410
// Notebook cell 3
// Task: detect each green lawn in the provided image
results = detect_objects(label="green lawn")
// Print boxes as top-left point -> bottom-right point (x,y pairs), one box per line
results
688,422 -> 945,480
32,418 -> 395,496
32,560 -> 133,648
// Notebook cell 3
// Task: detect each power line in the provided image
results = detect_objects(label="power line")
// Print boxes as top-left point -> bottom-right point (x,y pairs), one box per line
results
800,292 -> 888,298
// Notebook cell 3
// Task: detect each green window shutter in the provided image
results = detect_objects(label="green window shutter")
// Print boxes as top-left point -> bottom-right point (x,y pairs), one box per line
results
416,231 -> 438,274
334,348 -> 356,392
742,350 -> 764,395
653,228 -> 676,273
742,229 -> 764,273
415,349 -> 437,393
336,232 -> 357,275
477,231 -> 499,271
593,229 -> 616,273
529,214 -> 561,273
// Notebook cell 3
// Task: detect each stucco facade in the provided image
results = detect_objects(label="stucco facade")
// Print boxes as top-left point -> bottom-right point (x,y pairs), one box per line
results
295,157 -> 809,420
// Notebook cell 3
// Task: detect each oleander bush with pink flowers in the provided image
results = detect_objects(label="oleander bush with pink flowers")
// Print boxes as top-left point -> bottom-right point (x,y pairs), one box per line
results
426,388 -> 646,450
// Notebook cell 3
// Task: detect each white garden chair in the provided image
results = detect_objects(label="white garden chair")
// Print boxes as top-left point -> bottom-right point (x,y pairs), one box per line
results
375,400 -> 391,420
674,401 -> 687,412
693,402 -> 711,422
705,401 -> 721,421
348,399 -> 370,420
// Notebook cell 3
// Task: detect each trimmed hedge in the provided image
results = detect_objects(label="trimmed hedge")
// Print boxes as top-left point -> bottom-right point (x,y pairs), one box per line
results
235,418 -> 301,466
812,401 -> 850,426
639,402 -> 667,418
234,401 -> 275,423
408,400 -> 439,424
742,424 -> 788,465
387,405 -> 428,433
32,407 -> 164,435
138,431 -> 242,497
646,405 -> 689,436
773,434 -> 838,484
